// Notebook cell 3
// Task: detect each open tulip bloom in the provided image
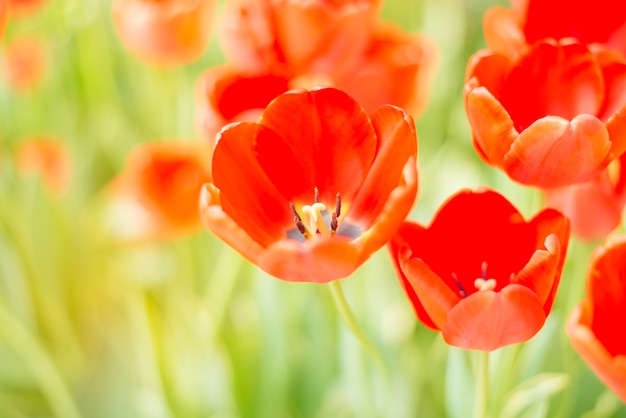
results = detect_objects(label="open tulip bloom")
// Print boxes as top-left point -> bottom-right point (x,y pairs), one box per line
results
464,39 -> 626,189
200,87 -> 418,283
389,188 -> 570,352
568,235 -> 626,402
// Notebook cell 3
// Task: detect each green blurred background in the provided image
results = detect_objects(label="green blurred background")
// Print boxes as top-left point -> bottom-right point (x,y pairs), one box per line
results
1,0 -> 625,417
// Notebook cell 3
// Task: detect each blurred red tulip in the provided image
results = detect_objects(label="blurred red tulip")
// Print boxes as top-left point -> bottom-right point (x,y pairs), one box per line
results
195,66 -> 290,146
484,0 -> 626,61
0,1 -> 7,39
567,235 -> 626,402
465,39 -> 626,189
389,188 -> 569,352
218,0 -> 381,79
15,137 -> 71,194
112,0 -> 216,67
2,37 -> 45,92
7,0 -> 45,17
545,153 -> 626,241
108,141 -> 212,241
308,22 -> 438,116
200,87 -> 418,283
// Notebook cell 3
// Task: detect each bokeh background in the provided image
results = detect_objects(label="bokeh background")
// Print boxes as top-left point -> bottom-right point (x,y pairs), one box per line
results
1,0 -> 625,417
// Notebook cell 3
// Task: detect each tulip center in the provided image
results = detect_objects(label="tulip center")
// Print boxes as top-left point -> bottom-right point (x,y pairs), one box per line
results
452,261 -> 498,298
289,187 -> 342,239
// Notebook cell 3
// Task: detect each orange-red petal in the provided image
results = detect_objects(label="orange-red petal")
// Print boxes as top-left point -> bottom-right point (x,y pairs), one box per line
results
257,88 -> 377,204
442,284 -> 546,352
258,235 -> 364,283
503,115 -> 611,188
465,85 -> 518,168
482,6 -> 525,61
211,122 -> 292,247
348,105 -> 417,227
567,301 -> 626,402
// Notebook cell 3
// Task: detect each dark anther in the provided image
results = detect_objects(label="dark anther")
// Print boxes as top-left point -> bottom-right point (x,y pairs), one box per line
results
334,193 -> 341,218
290,201 -> 308,237
481,261 -> 488,280
451,272 -> 467,298
330,212 -> 338,234
314,187 -> 319,203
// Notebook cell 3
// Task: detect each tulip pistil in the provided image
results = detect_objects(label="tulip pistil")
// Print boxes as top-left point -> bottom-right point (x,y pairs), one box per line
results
290,188 -> 342,239
475,261 -> 497,292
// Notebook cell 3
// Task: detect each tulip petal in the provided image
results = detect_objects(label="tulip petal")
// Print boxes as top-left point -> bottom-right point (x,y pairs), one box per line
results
567,302 -> 626,402
606,106 -> 626,159
257,88 -> 377,204
199,184 -> 266,265
258,236 -> 364,283
501,41 -> 604,133
389,222 -> 438,330
482,7 -> 525,60
348,105 -> 417,227
503,115 -> 611,188
511,245 -> 557,307
465,85 -> 518,168
212,122 -> 293,246
442,284 -> 546,351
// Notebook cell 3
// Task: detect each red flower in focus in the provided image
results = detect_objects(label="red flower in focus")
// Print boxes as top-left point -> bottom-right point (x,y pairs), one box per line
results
15,137 -> 71,194
545,153 -> 626,241
218,0 -> 380,79
567,235 -> 626,402
112,0 -> 216,67
465,39 -> 626,189
2,37 -> 45,92
7,0 -> 45,17
200,87 -> 418,283
389,188 -> 569,352
484,0 -> 626,61
108,141 -> 212,241
195,66 -> 290,146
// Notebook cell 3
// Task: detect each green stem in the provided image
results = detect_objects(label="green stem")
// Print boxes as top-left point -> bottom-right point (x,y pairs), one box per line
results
328,280 -> 387,374
0,302 -> 81,418
473,350 -> 490,418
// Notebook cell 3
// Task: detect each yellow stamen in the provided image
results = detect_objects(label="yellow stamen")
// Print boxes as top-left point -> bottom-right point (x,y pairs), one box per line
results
302,202 -> 327,235
474,278 -> 497,292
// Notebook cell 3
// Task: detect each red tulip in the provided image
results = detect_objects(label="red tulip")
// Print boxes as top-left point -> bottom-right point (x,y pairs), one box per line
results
318,21 -> 437,117
112,0 -> 216,67
108,141 -> 212,241
545,153 -> 626,240
15,137 -> 71,194
389,188 -> 569,352
195,66 -> 290,147
567,235 -> 626,402
218,0 -> 380,80
7,0 -> 45,17
200,87 -> 418,283
464,39 -> 626,189
484,0 -> 626,61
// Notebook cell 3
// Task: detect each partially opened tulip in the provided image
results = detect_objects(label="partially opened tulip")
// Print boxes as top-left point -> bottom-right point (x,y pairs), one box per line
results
200,87 -> 418,283
195,66 -> 290,146
465,39 -> 626,189
15,137 -> 71,194
484,0 -> 626,61
112,0 -> 216,67
108,141 -> 212,241
567,235 -> 626,402
389,188 -> 569,352
545,153 -> 626,241
218,0 -> 380,80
